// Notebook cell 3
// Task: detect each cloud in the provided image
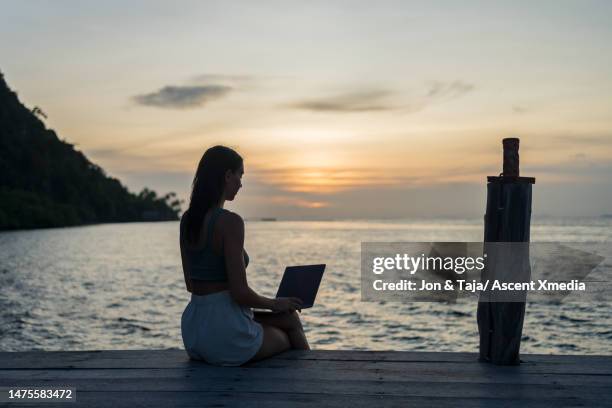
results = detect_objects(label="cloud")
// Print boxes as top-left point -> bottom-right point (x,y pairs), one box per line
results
248,165 -> 419,193
553,134 -> 612,146
523,158 -> 612,179
288,90 -> 394,113
237,174 -> 488,220
246,162 -> 498,195
425,80 -> 474,100
132,85 -> 231,109
287,80 -> 474,114
267,195 -> 330,208
191,74 -> 254,84
513,105 -> 529,114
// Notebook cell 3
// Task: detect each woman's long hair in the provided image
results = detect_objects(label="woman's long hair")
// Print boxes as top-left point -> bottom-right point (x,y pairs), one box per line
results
184,145 -> 243,245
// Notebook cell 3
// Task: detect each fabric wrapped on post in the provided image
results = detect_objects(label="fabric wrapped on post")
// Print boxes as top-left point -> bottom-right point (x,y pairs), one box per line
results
477,138 -> 535,365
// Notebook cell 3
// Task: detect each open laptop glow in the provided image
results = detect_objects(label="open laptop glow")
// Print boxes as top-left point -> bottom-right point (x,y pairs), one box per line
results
254,264 -> 326,312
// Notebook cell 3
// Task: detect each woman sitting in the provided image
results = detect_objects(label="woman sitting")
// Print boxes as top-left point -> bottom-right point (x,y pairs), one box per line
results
180,145 -> 309,366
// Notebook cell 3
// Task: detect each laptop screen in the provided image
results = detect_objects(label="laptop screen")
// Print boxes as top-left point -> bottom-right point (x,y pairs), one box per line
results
275,264 -> 326,308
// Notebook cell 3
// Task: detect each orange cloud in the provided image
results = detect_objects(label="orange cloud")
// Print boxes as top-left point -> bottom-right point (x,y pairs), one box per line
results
265,195 -> 330,208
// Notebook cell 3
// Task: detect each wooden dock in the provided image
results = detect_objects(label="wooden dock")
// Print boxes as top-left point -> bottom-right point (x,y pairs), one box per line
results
1,350 -> 611,407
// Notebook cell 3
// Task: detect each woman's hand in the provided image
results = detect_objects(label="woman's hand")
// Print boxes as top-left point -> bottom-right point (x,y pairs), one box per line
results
272,297 -> 303,313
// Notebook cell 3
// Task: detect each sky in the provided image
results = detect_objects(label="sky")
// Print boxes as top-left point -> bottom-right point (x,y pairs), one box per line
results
2,1 -> 611,219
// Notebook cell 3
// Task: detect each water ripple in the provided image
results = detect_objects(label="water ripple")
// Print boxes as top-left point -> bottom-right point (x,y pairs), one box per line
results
0,218 -> 610,354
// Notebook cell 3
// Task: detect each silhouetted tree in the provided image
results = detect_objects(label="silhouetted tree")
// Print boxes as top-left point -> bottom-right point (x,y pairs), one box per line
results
0,71 -> 181,230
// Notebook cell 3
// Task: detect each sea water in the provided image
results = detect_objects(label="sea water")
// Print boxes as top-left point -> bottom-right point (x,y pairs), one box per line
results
0,217 -> 610,354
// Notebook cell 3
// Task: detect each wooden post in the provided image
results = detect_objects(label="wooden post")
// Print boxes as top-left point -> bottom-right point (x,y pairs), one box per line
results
477,138 -> 535,365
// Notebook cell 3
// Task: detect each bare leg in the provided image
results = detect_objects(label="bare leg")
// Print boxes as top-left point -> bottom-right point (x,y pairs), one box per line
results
248,324 -> 291,363
254,311 -> 310,350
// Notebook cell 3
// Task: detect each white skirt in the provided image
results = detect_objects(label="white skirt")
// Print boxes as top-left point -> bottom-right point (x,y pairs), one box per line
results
181,290 -> 264,366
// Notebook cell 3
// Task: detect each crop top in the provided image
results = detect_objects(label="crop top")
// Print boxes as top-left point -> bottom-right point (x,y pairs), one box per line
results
180,207 -> 249,281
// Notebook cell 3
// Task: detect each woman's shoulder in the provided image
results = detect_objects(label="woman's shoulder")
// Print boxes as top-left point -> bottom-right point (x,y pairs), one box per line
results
180,208 -> 244,241
217,209 -> 244,233
218,209 -> 243,225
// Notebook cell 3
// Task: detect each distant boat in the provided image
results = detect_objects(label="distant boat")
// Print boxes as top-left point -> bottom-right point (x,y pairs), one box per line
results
260,217 -> 277,221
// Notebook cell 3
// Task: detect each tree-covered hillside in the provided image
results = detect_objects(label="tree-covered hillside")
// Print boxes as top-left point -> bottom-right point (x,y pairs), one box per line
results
0,72 -> 181,230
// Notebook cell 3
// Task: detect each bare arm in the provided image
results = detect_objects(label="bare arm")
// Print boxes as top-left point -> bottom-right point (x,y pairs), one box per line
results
179,217 -> 192,293
223,212 -> 275,309
223,212 -> 302,312
180,243 -> 193,293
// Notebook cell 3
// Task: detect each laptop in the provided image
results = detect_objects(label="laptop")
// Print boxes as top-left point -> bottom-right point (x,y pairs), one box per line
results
255,264 -> 326,312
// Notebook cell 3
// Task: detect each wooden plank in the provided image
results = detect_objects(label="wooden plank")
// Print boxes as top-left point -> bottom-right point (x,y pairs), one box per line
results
5,390 -> 593,408
1,350 -> 610,369
1,350 -> 609,407
250,358 -> 612,375
2,358 -> 610,376
2,364 -> 611,386
0,376 -> 609,401
276,350 -> 612,365
0,349 -> 192,370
